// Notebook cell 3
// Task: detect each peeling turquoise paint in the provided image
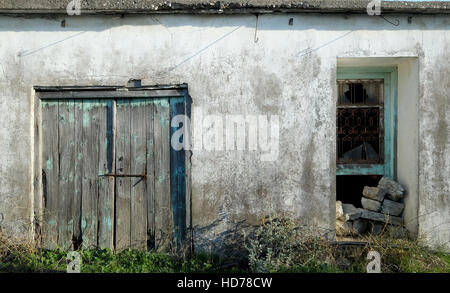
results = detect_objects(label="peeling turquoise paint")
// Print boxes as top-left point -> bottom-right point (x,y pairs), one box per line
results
81,218 -> 87,230
160,116 -> 169,127
83,112 -> 90,127
130,99 -> 152,107
154,99 -> 169,107
83,101 -> 102,110
48,219 -> 55,227
68,219 -> 73,232
41,101 -> 58,108
120,135 -> 129,144
46,158 -> 53,170
59,113 -> 66,124
103,217 -> 112,231
135,155 -> 145,164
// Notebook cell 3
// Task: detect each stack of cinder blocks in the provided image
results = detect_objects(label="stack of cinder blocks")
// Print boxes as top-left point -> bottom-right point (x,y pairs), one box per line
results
336,177 -> 408,238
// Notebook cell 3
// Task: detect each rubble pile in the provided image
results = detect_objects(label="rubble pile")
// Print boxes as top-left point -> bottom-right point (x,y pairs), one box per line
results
336,177 -> 409,238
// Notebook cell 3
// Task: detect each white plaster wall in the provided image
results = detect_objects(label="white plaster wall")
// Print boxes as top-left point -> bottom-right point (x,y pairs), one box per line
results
0,13 -> 448,250
397,59 -> 420,237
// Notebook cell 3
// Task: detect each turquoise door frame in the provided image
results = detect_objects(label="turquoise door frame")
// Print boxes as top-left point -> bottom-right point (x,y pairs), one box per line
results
336,67 -> 397,179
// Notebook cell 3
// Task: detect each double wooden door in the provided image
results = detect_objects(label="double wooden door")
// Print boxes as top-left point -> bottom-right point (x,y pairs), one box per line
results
39,97 -> 186,251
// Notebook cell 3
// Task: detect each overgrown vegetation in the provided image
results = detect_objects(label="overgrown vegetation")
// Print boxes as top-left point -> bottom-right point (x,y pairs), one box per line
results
0,218 -> 448,273
247,217 -> 340,272
247,215 -> 450,273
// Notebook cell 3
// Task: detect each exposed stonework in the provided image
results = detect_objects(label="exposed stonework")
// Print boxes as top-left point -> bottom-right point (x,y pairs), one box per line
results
381,199 -> 405,217
363,186 -> 386,202
361,197 -> 381,212
378,177 -> 405,201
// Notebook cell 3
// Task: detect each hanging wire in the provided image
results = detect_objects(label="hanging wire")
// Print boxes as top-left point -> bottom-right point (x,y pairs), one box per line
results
380,15 -> 400,26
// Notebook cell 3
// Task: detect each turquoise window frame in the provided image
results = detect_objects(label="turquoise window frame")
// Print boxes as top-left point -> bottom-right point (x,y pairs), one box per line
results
336,67 -> 397,178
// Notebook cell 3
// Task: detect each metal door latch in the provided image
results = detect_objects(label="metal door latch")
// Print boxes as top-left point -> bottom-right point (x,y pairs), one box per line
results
99,174 -> 146,178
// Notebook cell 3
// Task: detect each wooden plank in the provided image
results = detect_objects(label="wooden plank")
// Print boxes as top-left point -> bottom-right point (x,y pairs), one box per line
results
145,101 -> 156,250
81,99 -> 100,249
35,84 -> 187,93
33,95 -> 42,245
153,98 -> 172,251
115,100 -> 131,251
130,99 -> 148,250
73,101 -> 83,249
41,100 -> 59,249
97,100 -> 115,249
58,100 -> 76,250
170,98 -> 186,247
185,95 -> 193,254
37,90 -> 186,100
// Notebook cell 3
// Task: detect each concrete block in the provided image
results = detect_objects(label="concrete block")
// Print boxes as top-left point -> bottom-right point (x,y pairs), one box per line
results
381,199 -> 405,217
360,210 -> 403,226
362,186 -> 386,202
342,203 -> 363,220
378,177 -> 405,201
361,197 -> 382,212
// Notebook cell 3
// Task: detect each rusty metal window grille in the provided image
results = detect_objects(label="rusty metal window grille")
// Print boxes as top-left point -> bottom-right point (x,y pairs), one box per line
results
337,79 -> 384,164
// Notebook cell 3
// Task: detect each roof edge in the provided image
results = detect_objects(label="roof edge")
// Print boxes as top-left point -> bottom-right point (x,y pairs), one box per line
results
0,1 -> 449,15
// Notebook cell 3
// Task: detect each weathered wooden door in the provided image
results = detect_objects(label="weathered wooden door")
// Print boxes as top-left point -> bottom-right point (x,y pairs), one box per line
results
38,90 -> 188,252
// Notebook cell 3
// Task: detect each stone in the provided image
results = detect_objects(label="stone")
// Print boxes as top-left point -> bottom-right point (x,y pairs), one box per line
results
378,177 -> 405,201
336,219 -> 353,236
341,203 -> 364,220
361,197 -> 382,212
362,186 -> 386,202
336,201 -> 344,220
352,219 -> 367,235
360,210 -> 403,226
368,222 -> 384,235
381,199 -> 404,216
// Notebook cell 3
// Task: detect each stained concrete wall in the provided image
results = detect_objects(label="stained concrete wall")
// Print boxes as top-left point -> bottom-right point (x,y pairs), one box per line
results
0,13 -> 448,250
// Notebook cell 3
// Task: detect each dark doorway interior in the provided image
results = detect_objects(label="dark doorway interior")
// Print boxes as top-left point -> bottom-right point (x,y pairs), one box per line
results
336,175 -> 382,207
